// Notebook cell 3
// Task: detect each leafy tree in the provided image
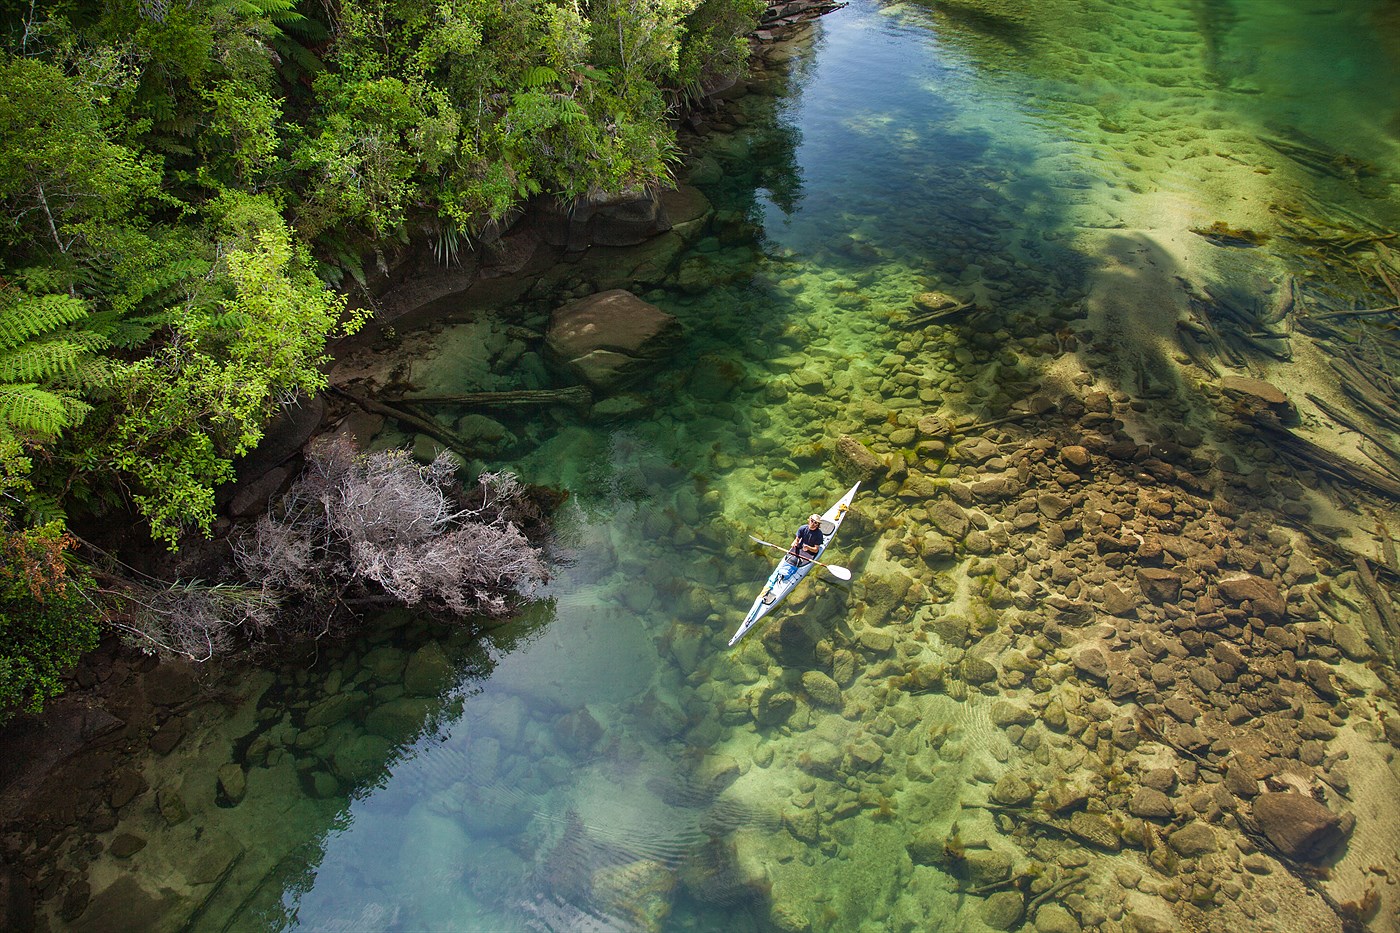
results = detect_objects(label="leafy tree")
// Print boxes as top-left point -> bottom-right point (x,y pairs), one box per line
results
90,194 -> 364,547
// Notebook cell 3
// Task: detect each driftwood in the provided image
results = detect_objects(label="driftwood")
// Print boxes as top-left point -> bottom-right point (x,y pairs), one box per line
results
387,386 -> 592,409
1250,411 -> 1400,500
1352,557 -> 1400,669
1305,393 -> 1400,478
329,387 -> 475,460
1026,872 -> 1089,915
900,300 -> 978,329
1310,303 -> 1400,322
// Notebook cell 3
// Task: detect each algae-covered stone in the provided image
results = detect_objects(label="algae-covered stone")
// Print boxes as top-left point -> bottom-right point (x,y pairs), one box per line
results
907,826 -> 947,866
1068,812 -> 1120,851
961,656 -> 998,685
754,689 -> 796,727
965,848 -> 1013,885
845,741 -> 884,771
364,697 -> 434,741
304,691 -> 368,728
216,763 -> 246,806
832,435 -> 883,483
770,899 -> 812,933
898,474 -> 941,500
331,733 -> 393,786
991,773 -> 1034,807
404,641 -> 454,697
1035,903 -> 1082,933
593,857 -> 677,933
1168,821 -> 1218,857
981,890 -> 1025,930
990,701 -> 1033,727
157,787 -> 189,826
858,629 -> 894,655
801,671 -> 841,709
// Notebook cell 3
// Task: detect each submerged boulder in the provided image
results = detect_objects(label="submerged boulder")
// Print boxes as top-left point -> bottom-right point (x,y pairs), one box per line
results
545,289 -> 682,392
1252,792 -> 1351,862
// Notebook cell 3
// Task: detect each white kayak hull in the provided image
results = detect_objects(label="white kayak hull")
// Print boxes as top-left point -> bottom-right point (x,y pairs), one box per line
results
728,482 -> 860,647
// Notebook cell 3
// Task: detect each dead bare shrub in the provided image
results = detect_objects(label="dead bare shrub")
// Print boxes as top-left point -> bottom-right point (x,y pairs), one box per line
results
234,436 -> 547,622
103,581 -> 279,661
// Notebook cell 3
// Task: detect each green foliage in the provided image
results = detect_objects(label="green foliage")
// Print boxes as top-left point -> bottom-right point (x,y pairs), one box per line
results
99,198 -> 362,546
0,444 -> 99,721
0,0 -> 761,551
0,290 -> 106,443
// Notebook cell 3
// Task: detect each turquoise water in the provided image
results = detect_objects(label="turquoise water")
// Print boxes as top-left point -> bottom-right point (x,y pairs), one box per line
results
57,2 -> 1400,931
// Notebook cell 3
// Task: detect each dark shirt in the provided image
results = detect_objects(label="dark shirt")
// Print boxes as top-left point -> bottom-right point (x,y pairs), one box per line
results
792,524 -> 824,560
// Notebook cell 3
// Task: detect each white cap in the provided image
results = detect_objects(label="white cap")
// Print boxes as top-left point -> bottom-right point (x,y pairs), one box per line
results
809,514 -> 821,522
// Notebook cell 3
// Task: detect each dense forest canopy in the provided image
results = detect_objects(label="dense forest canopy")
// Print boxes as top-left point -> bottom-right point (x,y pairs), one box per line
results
0,0 -> 763,717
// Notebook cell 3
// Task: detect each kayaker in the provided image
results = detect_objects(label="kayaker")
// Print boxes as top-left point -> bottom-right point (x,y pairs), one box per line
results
784,514 -> 825,577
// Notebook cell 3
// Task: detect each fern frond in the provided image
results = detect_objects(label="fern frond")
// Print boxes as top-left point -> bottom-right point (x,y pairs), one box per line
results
523,66 -> 560,88
22,491 -> 67,526
0,339 -> 95,382
0,383 -> 77,438
0,294 -> 90,350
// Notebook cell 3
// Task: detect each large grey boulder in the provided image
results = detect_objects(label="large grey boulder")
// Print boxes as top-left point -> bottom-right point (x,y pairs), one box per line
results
545,289 -> 682,391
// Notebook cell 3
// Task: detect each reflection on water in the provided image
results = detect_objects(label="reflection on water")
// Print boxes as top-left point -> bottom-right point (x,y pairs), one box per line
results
45,1 -> 1400,931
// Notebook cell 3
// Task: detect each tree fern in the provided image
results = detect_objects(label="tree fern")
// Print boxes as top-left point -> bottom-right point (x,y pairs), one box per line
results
0,291 -> 106,441
0,295 -> 90,351
0,384 -> 84,441
0,339 -> 100,383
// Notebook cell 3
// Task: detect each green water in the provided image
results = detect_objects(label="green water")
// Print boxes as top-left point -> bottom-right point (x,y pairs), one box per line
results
58,2 -> 1400,931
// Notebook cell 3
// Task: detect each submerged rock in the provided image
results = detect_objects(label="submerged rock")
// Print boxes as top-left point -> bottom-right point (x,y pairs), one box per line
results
545,289 -> 682,391
801,671 -> 841,708
832,435 -> 883,483
1251,792 -> 1351,862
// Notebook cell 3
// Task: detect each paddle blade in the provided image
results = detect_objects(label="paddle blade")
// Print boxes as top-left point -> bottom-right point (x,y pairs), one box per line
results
826,565 -> 852,581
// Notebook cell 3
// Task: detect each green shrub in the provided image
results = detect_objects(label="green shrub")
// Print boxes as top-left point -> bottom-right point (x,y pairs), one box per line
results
0,522 -> 100,721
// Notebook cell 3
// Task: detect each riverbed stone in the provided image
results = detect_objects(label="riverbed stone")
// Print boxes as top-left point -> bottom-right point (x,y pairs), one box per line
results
991,773 -> 1034,807
1101,582 -> 1137,616
554,707 -> 604,755
981,890 -> 1025,930
217,763 -> 246,805
109,834 -> 147,859
1137,567 -> 1182,603
109,770 -> 148,809
1251,792 -> 1349,862
404,641 -> 454,697
1060,446 -> 1091,469
928,500 -> 970,539
1168,821 -> 1218,857
1035,903 -> 1082,933
1129,787 -> 1173,820
1218,574 -> 1286,621
832,435 -> 883,483
801,671 -> 842,708
1068,812 -> 1120,851
545,289 -> 682,391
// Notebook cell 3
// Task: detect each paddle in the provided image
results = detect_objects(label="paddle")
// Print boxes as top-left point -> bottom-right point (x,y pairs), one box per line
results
748,535 -> 853,581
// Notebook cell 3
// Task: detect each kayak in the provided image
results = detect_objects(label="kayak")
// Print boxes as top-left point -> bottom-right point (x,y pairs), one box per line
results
728,482 -> 860,647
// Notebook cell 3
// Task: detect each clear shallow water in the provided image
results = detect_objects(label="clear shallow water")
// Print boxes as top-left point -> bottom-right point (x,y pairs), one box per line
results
60,2 -> 1400,931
